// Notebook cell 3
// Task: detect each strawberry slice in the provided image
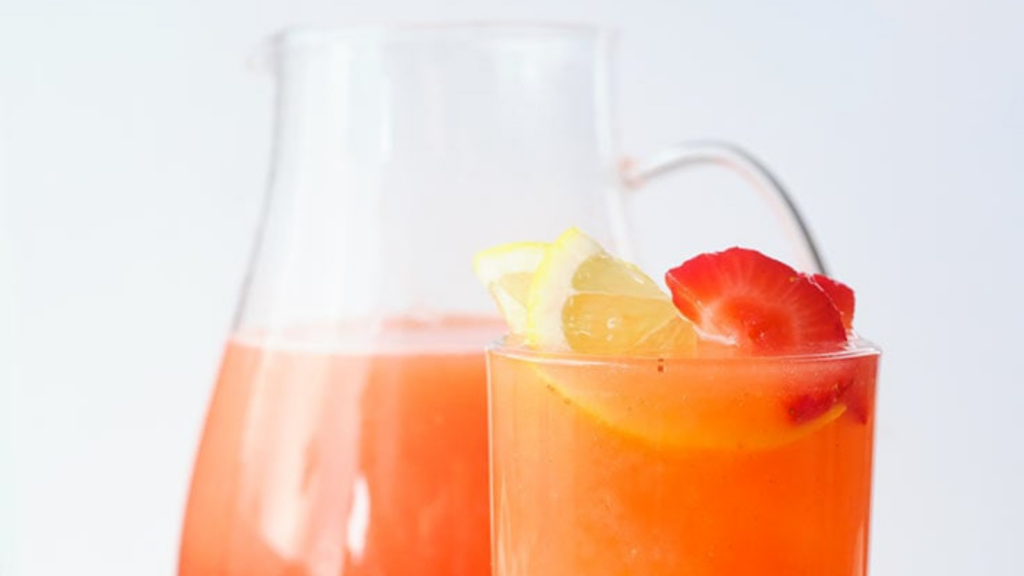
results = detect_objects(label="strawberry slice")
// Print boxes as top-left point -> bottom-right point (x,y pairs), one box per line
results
788,359 -> 874,424
806,273 -> 855,331
842,377 -> 871,424
787,378 -> 849,425
665,248 -> 847,354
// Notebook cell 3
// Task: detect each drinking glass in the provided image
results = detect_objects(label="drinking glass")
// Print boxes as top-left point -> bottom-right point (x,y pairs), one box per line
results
489,342 -> 881,576
178,23 -> 823,576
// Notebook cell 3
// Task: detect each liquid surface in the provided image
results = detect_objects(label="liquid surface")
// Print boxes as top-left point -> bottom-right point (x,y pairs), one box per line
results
179,317 -> 501,576
490,348 -> 879,576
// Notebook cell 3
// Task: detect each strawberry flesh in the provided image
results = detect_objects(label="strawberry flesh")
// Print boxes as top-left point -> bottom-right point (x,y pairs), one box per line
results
787,379 -> 848,425
665,248 -> 847,354
842,378 -> 870,424
806,273 -> 856,331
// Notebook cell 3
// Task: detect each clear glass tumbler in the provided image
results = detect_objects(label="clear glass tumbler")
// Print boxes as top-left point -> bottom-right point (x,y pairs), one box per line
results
489,342 -> 881,576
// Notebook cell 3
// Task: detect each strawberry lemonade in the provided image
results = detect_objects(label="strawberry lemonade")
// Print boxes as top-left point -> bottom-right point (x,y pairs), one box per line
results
179,318 -> 495,576
477,229 -> 880,576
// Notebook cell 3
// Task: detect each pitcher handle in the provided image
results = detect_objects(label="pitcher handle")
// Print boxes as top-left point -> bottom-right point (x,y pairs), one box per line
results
621,140 -> 828,275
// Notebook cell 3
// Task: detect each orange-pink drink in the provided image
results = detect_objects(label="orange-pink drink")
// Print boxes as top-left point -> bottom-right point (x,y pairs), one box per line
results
179,318 -> 496,576
490,343 -> 879,576
476,229 -> 881,576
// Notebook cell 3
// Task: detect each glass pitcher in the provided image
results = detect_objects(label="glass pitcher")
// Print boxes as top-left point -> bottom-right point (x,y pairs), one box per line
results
178,23 -> 824,576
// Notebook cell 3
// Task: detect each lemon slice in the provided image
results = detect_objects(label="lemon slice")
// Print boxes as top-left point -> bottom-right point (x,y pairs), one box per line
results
480,228 -> 846,451
520,356 -> 849,451
526,228 -> 697,355
473,241 -> 548,334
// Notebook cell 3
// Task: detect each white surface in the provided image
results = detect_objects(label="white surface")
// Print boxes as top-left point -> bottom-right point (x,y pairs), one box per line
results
2,1 -> 1022,575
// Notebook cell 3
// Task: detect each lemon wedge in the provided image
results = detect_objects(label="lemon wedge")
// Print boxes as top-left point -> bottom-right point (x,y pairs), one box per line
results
526,228 -> 697,355
477,228 -> 846,451
473,241 -> 548,334
515,357 -> 850,450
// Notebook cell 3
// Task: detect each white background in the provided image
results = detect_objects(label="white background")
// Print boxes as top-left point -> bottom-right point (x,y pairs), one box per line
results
2,0 -> 1023,575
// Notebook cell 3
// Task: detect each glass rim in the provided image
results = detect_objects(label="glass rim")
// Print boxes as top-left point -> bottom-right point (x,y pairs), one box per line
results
487,336 -> 882,367
269,21 -> 613,50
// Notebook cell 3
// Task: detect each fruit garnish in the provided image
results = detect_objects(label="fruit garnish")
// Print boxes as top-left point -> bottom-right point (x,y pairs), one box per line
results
665,248 -> 847,354
786,379 -> 849,425
787,357 -> 874,424
472,242 -> 548,334
477,231 -> 872,450
525,228 -> 696,355
806,273 -> 855,331
842,376 -> 871,424
535,357 -> 850,450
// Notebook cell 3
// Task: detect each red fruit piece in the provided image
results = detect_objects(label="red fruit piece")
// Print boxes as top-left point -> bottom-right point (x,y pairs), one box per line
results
787,379 -> 848,425
806,273 -> 856,331
842,378 -> 870,424
839,357 -> 876,424
789,371 -> 872,424
665,248 -> 847,354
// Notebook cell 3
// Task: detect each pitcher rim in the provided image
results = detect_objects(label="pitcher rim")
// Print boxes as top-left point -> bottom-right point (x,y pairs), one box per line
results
268,21 -> 613,49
